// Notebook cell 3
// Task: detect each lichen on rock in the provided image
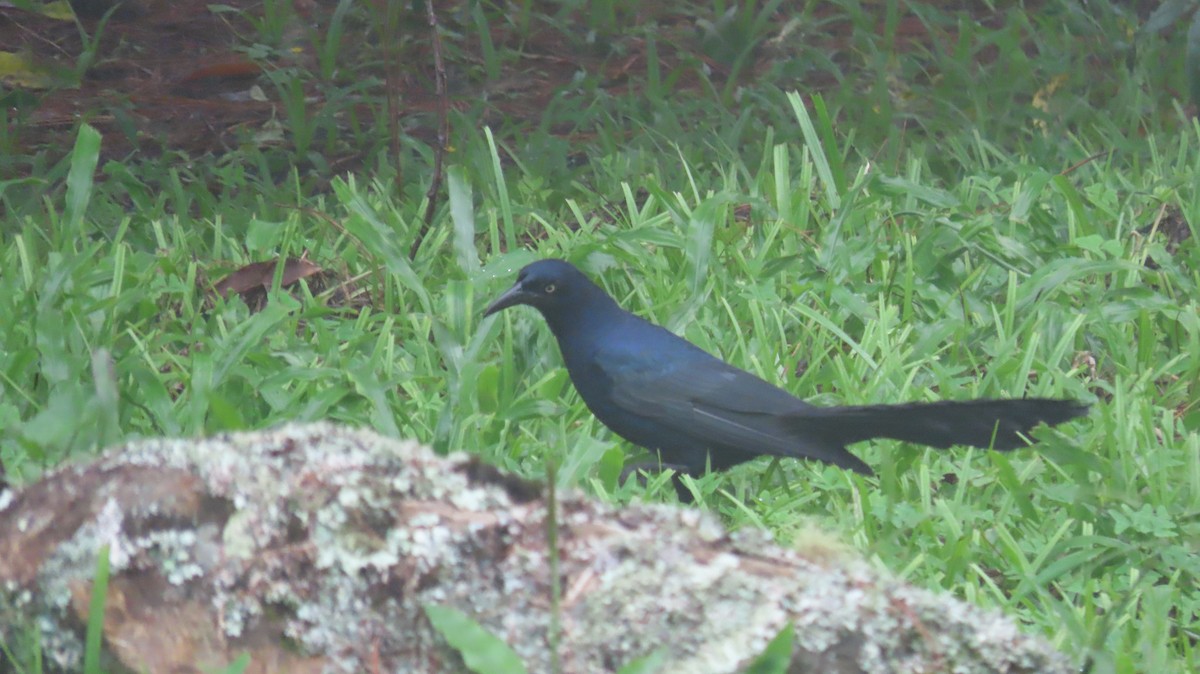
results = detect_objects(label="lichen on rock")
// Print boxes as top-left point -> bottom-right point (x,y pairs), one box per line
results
0,423 -> 1072,674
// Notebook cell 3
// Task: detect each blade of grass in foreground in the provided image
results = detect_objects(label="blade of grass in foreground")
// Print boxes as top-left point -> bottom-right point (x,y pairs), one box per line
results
424,604 -> 529,674
83,544 -> 110,674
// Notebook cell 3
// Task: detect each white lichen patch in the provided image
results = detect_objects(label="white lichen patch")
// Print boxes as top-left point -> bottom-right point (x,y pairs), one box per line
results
1,423 -> 1072,674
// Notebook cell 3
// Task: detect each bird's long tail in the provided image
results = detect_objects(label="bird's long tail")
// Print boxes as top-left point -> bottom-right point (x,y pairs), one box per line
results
793,398 -> 1088,453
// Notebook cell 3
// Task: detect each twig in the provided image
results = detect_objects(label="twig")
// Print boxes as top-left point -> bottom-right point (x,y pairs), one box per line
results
410,0 -> 451,260
380,0 -> 403,192
1059,150 -> 1112,176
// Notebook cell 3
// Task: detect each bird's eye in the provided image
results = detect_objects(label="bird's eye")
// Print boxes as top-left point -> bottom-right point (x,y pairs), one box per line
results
544,283 -> 556,294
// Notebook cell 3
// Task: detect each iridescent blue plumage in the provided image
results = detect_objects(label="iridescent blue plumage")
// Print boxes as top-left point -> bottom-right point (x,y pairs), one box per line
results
485,259 -> 1087,478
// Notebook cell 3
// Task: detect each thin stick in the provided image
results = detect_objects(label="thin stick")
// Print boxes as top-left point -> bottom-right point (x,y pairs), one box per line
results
381,0 -> 403,193
545,459 -> 561,674
411,0 -> 451,260
1059,150 -> 1111,176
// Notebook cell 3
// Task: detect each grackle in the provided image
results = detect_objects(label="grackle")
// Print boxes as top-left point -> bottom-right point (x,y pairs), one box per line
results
484,259 -> 1088,481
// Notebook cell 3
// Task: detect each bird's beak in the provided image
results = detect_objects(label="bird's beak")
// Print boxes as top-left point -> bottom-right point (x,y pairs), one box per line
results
483,281 -> 534,317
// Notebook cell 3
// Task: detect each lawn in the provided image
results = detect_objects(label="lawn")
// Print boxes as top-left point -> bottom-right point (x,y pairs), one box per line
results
1,1 -> 1197,672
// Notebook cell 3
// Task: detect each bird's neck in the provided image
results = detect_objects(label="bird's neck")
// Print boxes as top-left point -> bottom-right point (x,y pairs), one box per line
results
541,286 -> 623,344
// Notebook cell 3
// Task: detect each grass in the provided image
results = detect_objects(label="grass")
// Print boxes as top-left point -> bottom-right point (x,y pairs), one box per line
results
2,0 -> 1198,672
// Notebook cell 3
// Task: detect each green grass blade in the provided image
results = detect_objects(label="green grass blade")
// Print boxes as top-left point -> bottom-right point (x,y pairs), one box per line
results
742,622 -> 794,674
448,165 -> 481,274
424,604 -> 529,674
787,91 -> 839,210
64,123 -> 101,237
83,544 -> 110,674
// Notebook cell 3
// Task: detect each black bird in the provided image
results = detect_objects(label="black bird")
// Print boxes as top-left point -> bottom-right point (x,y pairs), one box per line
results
484,259 -> 1087,479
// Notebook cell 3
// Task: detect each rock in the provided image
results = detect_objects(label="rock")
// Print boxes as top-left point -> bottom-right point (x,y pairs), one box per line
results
0,423 -> 1071,674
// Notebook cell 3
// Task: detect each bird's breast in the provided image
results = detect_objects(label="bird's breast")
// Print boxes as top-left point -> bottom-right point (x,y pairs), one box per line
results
557,342 -> 679,440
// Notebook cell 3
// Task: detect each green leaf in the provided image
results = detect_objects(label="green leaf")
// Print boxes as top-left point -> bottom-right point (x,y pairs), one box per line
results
65,123 -> 102,236
424,604 -> 529,674
559,436 -> 612,488
875,175 -> 960,208
90,348 -> 119,448
448,165 -> 481,274
480,250 -> 540,284
1009,169 -> 1052,224
211,652 -> 252,674
742,623 -> 794,674
598,446 -> 626,492
83,544 -> 110,674
685,197 -> 719,300
333,177 -> 432,314
616,649 -> 667,674
787,91 -> 840,209
1140,0 -> 1195,36
476,363 -> 500,414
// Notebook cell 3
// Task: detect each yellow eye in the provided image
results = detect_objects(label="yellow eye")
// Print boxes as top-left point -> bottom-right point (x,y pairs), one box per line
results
544,283 -> 556,294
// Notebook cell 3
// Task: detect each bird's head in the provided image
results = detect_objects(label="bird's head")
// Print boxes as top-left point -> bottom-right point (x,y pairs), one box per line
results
483,259 -> 594,319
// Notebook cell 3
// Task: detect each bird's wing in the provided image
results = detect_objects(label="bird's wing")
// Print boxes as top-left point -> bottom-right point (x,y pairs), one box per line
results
601,345 -> 871,473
